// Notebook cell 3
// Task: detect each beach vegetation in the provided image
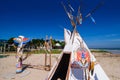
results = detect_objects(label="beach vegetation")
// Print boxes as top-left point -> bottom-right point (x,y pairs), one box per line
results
90,49 -> 108,53
28,49 -> 62,54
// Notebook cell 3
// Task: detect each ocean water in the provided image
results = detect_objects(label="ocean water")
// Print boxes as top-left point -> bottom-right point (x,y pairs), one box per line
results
91,48 -> 120,54
105,49 -> 120,54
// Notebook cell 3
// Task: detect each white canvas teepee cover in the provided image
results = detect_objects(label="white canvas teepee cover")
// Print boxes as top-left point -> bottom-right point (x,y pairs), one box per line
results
64,28 -> 109,80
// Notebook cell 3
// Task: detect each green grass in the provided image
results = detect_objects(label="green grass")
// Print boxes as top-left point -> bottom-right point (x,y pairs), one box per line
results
90,49 -> 108,53
0,49 -> 62,55
0,55 -> 9,58
30,49 -> 62,54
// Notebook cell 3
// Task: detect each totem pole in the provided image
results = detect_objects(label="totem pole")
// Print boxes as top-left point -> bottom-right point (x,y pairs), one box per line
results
44,36 -> 52,70
13,35 -> 28,73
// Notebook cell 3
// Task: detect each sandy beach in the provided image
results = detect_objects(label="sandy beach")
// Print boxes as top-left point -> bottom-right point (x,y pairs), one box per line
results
0,53 -> 120,80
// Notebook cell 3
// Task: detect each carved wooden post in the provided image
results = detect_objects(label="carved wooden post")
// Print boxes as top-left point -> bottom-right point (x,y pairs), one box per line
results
49,36 -> 52,70
44,35 -> 48,68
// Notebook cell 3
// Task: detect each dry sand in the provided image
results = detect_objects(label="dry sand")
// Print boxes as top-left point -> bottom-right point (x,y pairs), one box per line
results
0,53 -> 120,80
93,53 -> 120,80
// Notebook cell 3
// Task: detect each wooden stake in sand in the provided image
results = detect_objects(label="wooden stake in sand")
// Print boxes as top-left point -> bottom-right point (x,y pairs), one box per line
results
44,35 -> 52,71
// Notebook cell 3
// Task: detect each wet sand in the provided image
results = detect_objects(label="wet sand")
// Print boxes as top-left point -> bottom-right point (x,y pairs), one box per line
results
0,53 -> 120,80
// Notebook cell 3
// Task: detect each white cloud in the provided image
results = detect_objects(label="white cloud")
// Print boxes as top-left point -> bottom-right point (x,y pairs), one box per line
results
111,39 -> 120,41
105,34 -> 119,37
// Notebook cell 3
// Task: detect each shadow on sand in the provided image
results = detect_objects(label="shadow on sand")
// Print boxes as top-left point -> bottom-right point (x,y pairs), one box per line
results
22,64 -> 46,71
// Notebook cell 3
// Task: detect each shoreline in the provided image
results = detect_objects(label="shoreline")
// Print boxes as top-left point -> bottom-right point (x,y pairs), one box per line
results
91,49 -> 120,54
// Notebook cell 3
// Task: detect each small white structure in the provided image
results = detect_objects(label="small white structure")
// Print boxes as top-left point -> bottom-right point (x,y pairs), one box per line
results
55,43 -> 61,47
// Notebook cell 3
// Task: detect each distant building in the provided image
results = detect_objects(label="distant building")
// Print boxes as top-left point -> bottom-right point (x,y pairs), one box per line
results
55,43 -> 62,49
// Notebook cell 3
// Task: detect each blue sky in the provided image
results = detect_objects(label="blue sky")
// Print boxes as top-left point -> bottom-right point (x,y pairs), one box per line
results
0,0 -> 120,48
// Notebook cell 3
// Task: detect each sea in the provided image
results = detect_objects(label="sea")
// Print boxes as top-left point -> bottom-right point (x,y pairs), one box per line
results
92,48 -> 120,54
